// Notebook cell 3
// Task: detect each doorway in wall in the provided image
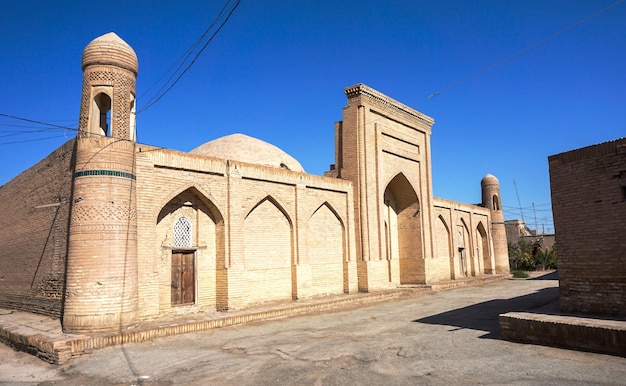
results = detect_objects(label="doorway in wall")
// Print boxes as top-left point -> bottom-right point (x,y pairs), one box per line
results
171,251 -> 195,305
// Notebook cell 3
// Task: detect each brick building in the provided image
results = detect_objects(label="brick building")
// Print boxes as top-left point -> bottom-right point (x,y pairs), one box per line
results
0,33 -> 509,333
549,137 -> 626,317
505,219 -> 555,251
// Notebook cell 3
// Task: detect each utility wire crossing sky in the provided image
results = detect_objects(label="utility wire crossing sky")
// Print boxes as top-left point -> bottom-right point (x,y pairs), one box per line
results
1,0 -> 625,234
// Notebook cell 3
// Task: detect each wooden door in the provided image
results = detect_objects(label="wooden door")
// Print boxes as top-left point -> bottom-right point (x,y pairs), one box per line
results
171,252 -> 195,305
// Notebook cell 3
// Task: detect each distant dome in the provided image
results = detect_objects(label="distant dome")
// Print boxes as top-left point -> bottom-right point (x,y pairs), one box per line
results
481,174 -> 499,186
190,133 -> 305,172
82,32 -> 138,75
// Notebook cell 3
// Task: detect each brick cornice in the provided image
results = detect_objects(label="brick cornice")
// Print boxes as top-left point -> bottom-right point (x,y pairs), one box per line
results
344,84 -> 434,125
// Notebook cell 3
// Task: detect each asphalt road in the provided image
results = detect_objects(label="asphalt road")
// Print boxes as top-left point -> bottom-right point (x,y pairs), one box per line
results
2,274 -> 625,385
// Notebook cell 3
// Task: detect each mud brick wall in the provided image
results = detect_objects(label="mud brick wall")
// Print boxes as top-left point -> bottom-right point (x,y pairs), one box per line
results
548,138 -> 626,317
0,139 -> 75,317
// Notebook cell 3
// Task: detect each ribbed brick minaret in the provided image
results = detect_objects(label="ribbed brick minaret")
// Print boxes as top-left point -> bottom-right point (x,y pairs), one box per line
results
481,174 -> 510,274
63,33 -> 139,333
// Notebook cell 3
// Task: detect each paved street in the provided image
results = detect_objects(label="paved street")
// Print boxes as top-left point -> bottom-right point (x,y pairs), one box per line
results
1,274 -> 625,385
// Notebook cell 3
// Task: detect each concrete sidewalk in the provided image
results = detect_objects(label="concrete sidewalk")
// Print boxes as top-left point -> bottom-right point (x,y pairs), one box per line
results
0,274 -> 507,364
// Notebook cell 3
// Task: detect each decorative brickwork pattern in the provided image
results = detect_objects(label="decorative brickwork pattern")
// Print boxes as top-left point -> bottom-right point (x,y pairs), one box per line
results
78,68 -> 136,139
173,217 -> 193,248
74,169 -> 136,179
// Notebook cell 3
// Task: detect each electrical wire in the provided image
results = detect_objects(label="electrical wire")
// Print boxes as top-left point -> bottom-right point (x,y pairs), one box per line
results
139,1 -> 235,101
419,0 -> 625,102
0,113 -> 77,145
0,113 -> 76,131
0,135 -> 67,146
0,128 -> 67,138
137,0 -> 241,114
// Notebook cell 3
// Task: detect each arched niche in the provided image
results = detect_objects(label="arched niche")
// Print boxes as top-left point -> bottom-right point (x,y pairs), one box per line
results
456,219 -> 473,277
155,187 -> 225,311
306,202 -> 346,295
243,196 -> 293,304
476,221 -> 492,274
383,172 -> 423,284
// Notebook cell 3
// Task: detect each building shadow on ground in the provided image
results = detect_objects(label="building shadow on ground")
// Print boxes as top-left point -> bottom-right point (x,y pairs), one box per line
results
530,270 -> 558,280
413,286 -> 559,339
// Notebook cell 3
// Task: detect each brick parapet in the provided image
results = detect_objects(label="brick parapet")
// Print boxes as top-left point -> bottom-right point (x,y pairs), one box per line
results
548,137 -> 626,164
344,84 -> 434,131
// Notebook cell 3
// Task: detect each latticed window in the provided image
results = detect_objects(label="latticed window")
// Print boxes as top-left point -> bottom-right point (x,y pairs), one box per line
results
173,217 -> 192,248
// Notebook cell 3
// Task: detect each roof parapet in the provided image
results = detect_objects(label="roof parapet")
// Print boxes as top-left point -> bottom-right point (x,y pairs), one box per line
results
344,83 -> 434,125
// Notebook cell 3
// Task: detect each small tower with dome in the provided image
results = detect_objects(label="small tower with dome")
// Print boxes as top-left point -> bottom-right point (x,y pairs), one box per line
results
63,33 -> 139,332
481,174 -> 510,274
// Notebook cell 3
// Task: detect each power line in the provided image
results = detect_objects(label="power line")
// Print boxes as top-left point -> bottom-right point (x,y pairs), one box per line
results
504,203 -> 551,208
0,113 -> 77,145
137,0 -> 241,114
0,135 -> 66,146
0,113 -> 76,131
0,1 -> 241,150
420,0 -> 625,102
139,2 -> 235,101
0,127 -> 68,138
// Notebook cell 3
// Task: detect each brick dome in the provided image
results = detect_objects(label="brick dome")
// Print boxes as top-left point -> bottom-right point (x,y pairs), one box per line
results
481,174 -> 499,186
190,133 -> 305,172
82,32 -> 138,75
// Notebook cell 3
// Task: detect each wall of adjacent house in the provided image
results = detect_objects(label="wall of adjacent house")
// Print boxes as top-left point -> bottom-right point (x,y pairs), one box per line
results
0,139 -> 75,317
549,137 -> 626,317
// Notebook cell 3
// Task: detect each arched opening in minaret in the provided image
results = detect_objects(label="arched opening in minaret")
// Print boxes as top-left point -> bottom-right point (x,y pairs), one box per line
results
492,194 -> 500,211
91,92 -> 111,136
129,93 -> 136,141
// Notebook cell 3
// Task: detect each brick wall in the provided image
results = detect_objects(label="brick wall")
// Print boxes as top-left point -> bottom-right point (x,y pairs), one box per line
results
432,198 -> 493,281
549,137 -> 626,317
0,139 -> 75,317
338,84 -> 436,289
134,147 -> 356,319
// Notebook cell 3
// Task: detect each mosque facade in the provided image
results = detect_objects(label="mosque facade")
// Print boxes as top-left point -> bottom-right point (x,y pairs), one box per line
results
0,33 -> 509,333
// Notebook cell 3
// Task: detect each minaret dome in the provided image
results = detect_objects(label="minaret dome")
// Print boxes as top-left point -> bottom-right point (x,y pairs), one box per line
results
481,173 -> 499,187
82,32 -> 138,75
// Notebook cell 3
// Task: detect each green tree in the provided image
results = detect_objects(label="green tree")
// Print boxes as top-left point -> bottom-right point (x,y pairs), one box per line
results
508,239 -> 557,271
534,244 -> 557,270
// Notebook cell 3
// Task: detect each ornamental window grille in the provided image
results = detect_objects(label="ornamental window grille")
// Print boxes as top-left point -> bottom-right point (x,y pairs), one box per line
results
173,217 -> 192,248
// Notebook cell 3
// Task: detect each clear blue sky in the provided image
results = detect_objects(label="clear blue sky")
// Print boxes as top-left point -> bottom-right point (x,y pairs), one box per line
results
1,1 -> 625,233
